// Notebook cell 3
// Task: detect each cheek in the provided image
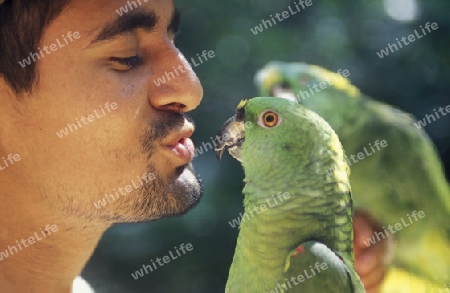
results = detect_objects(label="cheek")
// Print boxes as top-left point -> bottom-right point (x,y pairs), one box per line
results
18,81 -> 147,180
36,53 -> 151,150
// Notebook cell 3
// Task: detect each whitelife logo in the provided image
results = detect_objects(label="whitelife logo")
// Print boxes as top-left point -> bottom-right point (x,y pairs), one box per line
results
413,105 -> 450,129
0,153 -> 21,172
152,50 -> 215,87
131,243 -> 193,280
250,0 -> 313,35
267,261 -> 329,293
0,224 -> 58,261
116,0 -> 146,16
326,139 -> 388,176
56,102 -> 118,138
193,121 -> 253,158
295,69 -> 350,101
376,22 -> 439,58
93,172 -> 156,209
363,211 -> 425,247
18,31 -> 81,68
228,192 -> 291,228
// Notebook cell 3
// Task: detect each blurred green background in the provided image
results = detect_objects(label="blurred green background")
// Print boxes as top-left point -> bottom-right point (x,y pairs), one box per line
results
83,0 -> 450,292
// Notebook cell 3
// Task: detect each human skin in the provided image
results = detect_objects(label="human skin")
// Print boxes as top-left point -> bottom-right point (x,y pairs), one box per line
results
353,210 -> 390,293
0,0 -> 203,292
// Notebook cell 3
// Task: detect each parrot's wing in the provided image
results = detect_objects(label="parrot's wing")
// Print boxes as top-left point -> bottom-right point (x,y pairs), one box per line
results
280,241 -> 365,293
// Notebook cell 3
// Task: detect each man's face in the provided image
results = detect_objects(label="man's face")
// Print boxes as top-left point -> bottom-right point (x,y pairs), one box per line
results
2,0 -> 204,223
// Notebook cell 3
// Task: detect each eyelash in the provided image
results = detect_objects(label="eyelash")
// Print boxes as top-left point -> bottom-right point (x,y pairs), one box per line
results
110,56 -> 144,71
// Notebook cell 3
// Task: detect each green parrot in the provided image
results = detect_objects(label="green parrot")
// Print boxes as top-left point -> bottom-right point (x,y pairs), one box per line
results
254,61 -> 450,286
215,97 -> 365,292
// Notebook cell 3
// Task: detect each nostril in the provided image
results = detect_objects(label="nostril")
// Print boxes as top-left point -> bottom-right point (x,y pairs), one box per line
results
164,102 -> 186,113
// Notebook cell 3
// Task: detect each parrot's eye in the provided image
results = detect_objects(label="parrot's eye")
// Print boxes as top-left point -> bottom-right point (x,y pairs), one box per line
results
259,111 -> 279,128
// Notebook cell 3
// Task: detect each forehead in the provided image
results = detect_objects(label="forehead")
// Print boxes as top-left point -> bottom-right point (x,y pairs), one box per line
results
48,0 -> 174,42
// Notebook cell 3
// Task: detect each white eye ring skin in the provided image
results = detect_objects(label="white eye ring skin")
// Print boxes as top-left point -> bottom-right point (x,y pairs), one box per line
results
257,110 -> 282,128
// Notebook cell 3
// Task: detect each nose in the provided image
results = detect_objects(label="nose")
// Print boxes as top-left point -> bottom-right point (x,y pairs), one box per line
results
148,43 -> 203,113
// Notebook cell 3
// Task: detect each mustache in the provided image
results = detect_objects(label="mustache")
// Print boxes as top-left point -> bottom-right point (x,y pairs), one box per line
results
140,112 -> 194,156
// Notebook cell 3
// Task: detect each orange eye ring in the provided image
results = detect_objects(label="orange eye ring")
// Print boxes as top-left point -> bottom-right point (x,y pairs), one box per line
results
262,111 -> 279,127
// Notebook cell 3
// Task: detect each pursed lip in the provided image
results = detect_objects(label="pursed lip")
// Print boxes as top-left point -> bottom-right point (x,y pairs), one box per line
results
161,121 -> 196,164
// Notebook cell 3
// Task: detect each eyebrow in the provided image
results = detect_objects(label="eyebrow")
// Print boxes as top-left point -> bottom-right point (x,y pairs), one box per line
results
90,8 -> 181,45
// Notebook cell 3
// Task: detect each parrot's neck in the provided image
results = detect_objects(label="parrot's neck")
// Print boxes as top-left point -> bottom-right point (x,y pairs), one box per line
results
227,184 -> 354,289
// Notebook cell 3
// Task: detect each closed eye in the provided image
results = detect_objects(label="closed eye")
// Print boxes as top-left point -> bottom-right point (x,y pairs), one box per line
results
110,56 -> 144,71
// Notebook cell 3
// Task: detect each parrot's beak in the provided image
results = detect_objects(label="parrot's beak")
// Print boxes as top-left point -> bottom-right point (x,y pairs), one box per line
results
214,108 -> 246,162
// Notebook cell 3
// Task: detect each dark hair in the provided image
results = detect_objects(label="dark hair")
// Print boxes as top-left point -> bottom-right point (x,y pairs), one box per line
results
0,0 -> 72,95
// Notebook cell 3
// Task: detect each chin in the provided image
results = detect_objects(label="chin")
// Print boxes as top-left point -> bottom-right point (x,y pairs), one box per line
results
105,163 -> 203,223
171,163 -> 203,213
